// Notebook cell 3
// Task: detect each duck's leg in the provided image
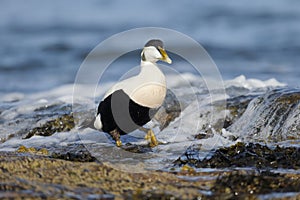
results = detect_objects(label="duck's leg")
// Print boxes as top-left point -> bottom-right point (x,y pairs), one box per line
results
109,129 -> 122,147
140,127 -> 158,147
146,129 -> 158,147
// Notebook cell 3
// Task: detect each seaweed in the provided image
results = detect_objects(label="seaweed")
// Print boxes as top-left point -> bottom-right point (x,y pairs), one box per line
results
23,114 -> 75,139
175,142 -> 300,169
211,170 -> 300,199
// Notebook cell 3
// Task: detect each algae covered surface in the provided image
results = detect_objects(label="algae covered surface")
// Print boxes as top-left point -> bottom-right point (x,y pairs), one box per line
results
175,142 -> 300,169
23,114 -> 75,139
0,143 -> 299,199
0,152 -> 208,199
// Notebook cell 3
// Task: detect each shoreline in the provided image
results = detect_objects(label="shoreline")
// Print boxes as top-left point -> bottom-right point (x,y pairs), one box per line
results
1,151 -> 299,199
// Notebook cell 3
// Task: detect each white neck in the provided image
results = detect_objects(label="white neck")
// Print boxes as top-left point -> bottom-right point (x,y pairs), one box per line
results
125,60 -> 166,108
140,60 -> 157,68
139,60 -> 165,80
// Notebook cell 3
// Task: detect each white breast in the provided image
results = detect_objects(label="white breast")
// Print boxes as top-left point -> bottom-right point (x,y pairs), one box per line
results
103,61 -> 166,108
130,83 -> 166,108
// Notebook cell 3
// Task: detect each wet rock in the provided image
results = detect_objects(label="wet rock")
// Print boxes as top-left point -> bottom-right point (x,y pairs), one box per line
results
16,144 -> 95,162
0,151 -> 299,199
33,103 -> 72,114
50,144 -> 96,162
0,102 -> 74,143
74,108 -> 96,129
17,145 -> 49,155
223,95 -> 257,128
24,114 -> 75,139
180,165 -> 196,173
121,143 -> 152,153
154,89 -> 182,130
175,142 -> 300,169
194,133 -> 213,140
125,190 -> 178,200
229,88 -> 300,142
0,152 -> 206,199
196,88 -> 300,141
189,94 -> 258,134
211,170 -> 300,199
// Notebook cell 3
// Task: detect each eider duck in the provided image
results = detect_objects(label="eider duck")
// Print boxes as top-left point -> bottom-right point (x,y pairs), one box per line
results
94,39 -> 172,147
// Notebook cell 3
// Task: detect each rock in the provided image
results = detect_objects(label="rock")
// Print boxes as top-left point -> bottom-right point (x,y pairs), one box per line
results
154,89 -> 182,130
223,95 -> 257,128
23,114 -> 75,139
0,152 -> 205,199
211,170 -> 300,199
50,144 -> 96,162
228,88 -> 300,142
121,143 -> 152,153
194,133 -> 213,140
17,145 -> 49,155
174,142 -> 300,169
0,152 -> 299,199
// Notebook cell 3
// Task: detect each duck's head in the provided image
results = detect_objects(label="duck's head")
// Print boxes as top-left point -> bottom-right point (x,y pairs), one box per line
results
141,39 -> 172,64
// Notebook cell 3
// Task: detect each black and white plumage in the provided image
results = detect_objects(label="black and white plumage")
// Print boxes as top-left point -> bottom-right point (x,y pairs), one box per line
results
94,39 -> 172,147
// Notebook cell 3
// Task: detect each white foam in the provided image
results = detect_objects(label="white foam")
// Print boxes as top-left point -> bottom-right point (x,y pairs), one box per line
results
225,75 -> 286,90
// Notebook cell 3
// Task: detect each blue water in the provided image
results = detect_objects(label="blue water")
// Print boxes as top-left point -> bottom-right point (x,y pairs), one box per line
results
1,0 -> 300,94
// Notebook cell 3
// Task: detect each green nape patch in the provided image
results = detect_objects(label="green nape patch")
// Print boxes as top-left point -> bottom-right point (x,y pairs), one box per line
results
23,114 -> 75,139
175,142 -> 300,169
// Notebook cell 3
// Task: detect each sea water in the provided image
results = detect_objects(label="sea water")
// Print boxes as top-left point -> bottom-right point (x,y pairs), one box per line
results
1,0 -> 300,94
